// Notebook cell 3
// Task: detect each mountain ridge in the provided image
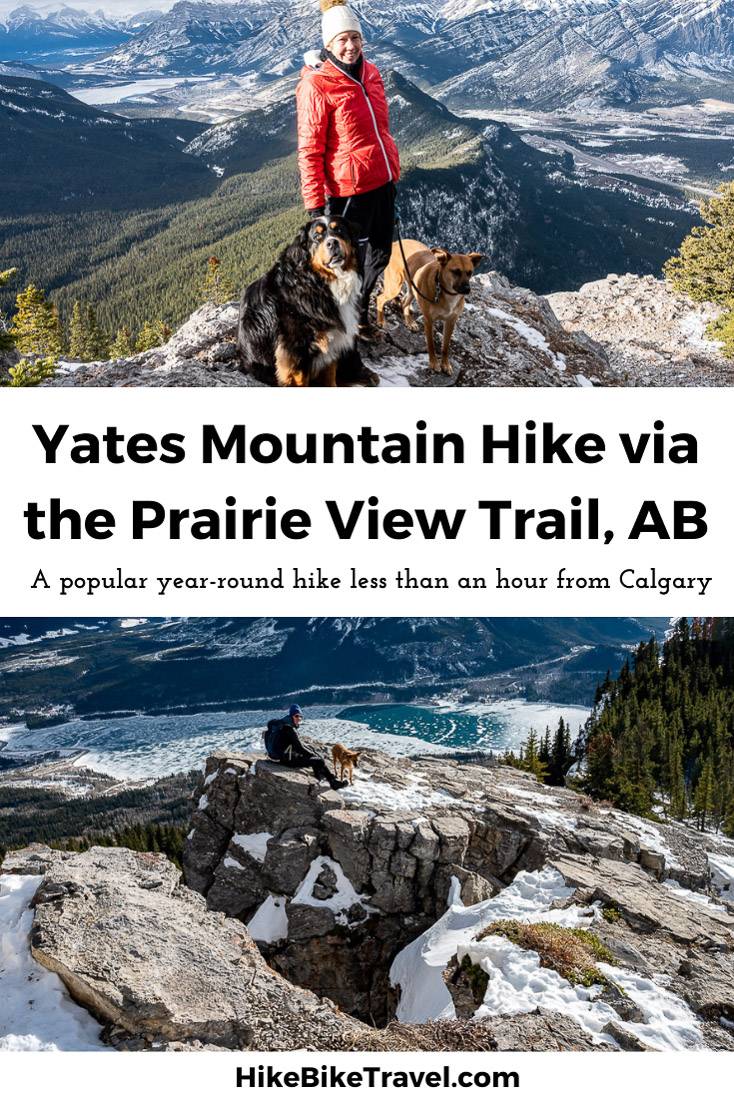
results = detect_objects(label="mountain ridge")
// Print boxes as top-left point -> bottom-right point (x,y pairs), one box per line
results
0,617 -> 667,724
86,0 -> 734,111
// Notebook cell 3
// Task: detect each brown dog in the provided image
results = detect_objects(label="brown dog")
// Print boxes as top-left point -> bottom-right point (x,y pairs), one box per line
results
331,743 -> 361,785
376,240 -> 483,375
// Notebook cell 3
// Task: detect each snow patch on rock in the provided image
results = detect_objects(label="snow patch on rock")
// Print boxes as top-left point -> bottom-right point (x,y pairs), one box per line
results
390,866 -> 577,1024
292,856 -> 376,925
0,875 -> 107,1051
390,864 -> 703,1050
232,831 -> 273,863
709,852 -> 734,899
247,894 -> 288,944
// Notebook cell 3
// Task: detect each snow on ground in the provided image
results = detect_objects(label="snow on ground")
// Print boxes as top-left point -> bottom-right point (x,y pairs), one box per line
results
700,99 -> 734,114
635,821 -> 678,864
0,778 -> 92,798
709,853 -> 734,899
0,651 -> 79,673
342,776 -> 466,813
391,866 -> 578,1024
232,831 -> 273,863
607,153 -> 689,177
390,865 -> 702,1050
679,311 -> 722,354
247,894 -> 288,944
663,878 -> 727,913
223,853 -> 245,870
499,786 -> 578,831
0,875 -> 107,1051
292,856 -> 376,925
611,812 -> 677,867
598,964 -> 702,1051
468,933 -> 618,1041
375,354 -> 431,386
486,307 -> 567,373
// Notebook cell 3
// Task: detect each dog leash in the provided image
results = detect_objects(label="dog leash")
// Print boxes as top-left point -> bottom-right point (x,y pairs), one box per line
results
394,213 -> 444,305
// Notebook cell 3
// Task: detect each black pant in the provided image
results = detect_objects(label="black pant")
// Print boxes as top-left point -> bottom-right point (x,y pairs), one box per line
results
328,181 -> 395,325
271,751 -> 336,784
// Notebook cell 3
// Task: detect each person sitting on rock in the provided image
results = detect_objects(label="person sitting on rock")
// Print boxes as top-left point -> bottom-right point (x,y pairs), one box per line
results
264,704 -> 348,790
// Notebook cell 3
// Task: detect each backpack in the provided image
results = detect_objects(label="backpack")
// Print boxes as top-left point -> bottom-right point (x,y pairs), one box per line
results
264,717 -> 286,757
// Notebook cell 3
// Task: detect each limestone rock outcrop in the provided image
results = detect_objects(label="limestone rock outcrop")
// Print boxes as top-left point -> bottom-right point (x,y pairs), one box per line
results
4,748 -> 734,1051
6,844 -> 364,1051
0,839 -> 629,1051
183,746 -> 734,1035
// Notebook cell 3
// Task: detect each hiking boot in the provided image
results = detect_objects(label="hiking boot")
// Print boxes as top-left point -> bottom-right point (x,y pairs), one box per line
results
330,779 -> 349,790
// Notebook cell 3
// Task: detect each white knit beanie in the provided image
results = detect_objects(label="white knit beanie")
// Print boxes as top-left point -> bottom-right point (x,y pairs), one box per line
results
320,0 -> 362,49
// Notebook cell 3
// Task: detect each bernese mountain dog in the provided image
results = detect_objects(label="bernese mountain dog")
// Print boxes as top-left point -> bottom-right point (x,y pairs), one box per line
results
237,216 -> 376,387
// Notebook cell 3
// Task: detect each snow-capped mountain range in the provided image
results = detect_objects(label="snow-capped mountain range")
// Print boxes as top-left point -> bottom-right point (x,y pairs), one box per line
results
0,3 -> 163,30
78,0 -> 734,109
0,3 -> 163,59
3,1 -> 734,108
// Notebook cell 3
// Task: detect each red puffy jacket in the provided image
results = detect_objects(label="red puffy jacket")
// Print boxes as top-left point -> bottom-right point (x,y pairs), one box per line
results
296,55 -> 401,211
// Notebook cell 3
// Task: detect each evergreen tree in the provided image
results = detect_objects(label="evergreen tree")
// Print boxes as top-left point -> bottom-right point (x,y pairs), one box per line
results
0,267 -> 18,352
84,303 -> 108,360
508,728 -> 548,783
68,300 -> 87,359
135,321 -> 160,352
586,728 -> 616,801
548,718 -> 573,787
668,733 -> 687,820
664,184 -> 734,357
583,620 -> 734,827
724,795 -> 734,839
109,326 -> 133,358
199,255 -> 236,306
539,727 -> 551,767
665,184 -> 734,308
135,319 -> 171,353
6,356 -> 57,387
713,742 -> 734,833
9,284 -> 62,359
693,755 -> 716,831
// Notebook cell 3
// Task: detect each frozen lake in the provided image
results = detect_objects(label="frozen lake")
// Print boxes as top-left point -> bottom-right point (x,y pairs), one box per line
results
69,77 -> 211,105
2,698 -> 590,780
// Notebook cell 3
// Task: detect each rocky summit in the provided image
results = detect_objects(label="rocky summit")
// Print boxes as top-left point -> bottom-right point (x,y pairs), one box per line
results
3,749 -> 734,1051
34,271 -> 730,390
40,274 -> 610,389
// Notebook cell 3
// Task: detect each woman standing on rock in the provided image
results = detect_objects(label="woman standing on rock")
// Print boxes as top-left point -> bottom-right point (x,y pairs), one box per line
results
296,0 -> 401,341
